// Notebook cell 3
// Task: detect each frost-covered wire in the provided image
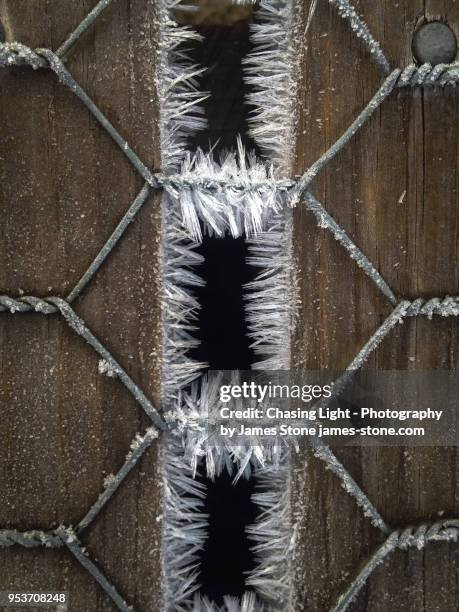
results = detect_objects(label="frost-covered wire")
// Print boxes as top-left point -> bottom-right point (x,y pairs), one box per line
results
291,69 -> 401,204
328,0 -> 391,75
164,138 -> 287,241
303,191 -> 397,305
331,520 -> 459,612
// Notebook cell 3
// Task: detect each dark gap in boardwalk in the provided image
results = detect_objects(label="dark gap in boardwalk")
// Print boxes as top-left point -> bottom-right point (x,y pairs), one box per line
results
197,469 -> 257,605
190,21 -> 259,372
187,17 -> 259,605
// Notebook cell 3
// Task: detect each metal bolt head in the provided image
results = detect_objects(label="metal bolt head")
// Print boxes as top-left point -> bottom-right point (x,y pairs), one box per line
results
412,21 -> 457,65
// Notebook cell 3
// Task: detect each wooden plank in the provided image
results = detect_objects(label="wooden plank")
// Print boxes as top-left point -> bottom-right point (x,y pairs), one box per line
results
292,1 -> 458,610
0,1 -> 162,610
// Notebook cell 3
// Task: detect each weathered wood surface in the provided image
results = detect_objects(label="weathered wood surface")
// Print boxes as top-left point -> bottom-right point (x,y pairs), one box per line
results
0,1 -> 162,610
292,1 -> 458,610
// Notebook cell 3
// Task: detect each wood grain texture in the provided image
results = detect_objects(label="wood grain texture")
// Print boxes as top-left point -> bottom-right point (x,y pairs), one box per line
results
0,1 -> 163,610
291,1 -> 458,610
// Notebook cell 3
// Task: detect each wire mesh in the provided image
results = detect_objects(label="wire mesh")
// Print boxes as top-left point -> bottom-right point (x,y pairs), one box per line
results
0,0 -> 458,610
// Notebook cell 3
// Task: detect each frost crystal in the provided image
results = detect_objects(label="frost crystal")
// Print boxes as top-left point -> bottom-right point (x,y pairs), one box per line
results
98,359 -> 117,377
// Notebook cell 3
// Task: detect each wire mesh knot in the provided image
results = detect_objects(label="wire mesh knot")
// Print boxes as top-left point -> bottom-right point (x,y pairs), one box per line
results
0,529 -> 63,548
404,296 -> 459,318
396,519 -> 459,549
0,295 -> 59,314
0,43 -> 48,69
397,62 -> 459,87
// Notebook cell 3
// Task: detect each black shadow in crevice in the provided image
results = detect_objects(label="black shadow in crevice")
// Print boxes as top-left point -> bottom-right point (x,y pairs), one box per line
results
188,20 -> 259,605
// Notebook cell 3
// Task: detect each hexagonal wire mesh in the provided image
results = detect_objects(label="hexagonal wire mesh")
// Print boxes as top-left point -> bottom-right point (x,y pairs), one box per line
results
0,0 -> 458,610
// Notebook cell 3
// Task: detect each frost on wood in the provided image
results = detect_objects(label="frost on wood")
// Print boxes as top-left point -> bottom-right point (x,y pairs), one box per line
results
192,591 -> 260,612
159,0 -> 208,403
246,461 -> 293,607
159,0 -> 300,609
157,1 -> 207,171
157,2 -> 209,609
242,2 -> 299,609
245,215 -> 297,370
244,0 -> 300,174
243,0 -> 299,372
172,372 -> 287,481
160,198 -> 205,398
161,436 -> 208,611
